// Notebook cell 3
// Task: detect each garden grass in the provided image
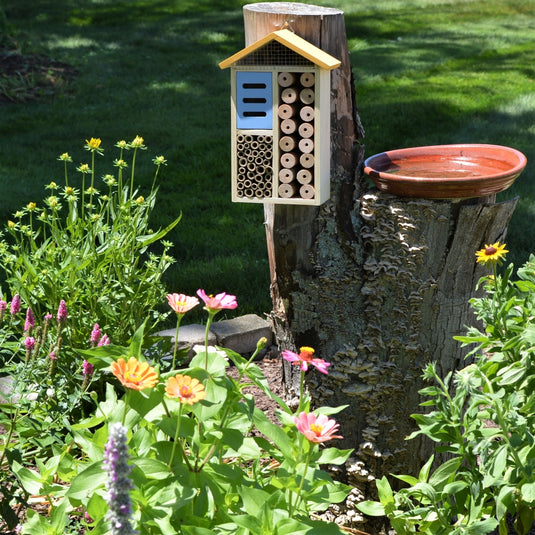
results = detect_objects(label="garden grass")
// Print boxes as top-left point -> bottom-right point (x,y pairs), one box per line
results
0,0 -> 533,323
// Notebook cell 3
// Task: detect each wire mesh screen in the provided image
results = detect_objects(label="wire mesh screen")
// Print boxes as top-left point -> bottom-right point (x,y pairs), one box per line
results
236,42 -> 313,67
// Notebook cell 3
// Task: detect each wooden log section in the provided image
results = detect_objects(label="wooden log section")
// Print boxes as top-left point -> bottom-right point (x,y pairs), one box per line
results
300,72 -> 315,87
280,152 -> 299,168
278,103 -> 297,120
278,71 -> 296,87
278,182 -> 297,198
299,153 -> 314,168
299,105 -> 315,122
280,118 -> 297,134
278,169 -> 294,183
299,184 -> 315,199
299,88 -> 315,104
298,123 -> 314,138
279,135 -> 297,152
296,169 -> 313,184
281,87 -> 298,103
298,138 -> 314,154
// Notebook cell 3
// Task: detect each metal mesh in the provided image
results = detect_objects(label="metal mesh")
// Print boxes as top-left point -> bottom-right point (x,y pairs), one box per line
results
236,41 -> 313,67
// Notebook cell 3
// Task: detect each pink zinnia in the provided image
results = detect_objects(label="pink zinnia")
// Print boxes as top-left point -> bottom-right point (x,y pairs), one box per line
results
167,293 -> 199,315
294,412 -> 343,443
196,289 -> 237,313
90,323 -> 101,345
57,300 -> 67,323
282,346 -> 330,374
10,294 -> 21,315
24,307 -> 35,332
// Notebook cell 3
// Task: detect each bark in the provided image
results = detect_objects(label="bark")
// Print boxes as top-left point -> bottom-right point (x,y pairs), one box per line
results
243,2 -> 518,531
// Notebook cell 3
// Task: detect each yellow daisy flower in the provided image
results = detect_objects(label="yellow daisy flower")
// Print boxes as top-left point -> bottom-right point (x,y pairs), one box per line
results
475,242 -> 508,265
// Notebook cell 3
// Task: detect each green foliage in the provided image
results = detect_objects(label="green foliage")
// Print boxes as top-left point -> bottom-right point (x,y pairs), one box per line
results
357,255 -> 535,534
0,137 -> 179,349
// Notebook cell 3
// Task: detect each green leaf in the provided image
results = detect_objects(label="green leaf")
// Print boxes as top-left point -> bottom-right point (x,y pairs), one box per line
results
355,500 -> 386,516
252,407 -> 293,459
67,461 -> 106,501
316,447 -> 353,466
521,482 -> 535,505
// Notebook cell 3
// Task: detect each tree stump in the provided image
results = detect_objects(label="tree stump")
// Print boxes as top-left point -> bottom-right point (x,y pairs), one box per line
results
243,2 -> 518,530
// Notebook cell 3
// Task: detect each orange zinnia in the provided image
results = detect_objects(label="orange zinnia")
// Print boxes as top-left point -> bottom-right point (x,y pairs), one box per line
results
111,357 -> 159,391
165,374 -> 206,405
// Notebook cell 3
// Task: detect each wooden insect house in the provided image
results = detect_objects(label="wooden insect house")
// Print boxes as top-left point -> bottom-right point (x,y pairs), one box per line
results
219,29 -> 341,205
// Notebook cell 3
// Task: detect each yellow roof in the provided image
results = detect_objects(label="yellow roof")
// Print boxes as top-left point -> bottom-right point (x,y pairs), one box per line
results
219,28 -> 341,70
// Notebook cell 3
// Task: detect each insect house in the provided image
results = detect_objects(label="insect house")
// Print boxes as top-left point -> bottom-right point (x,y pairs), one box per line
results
219,29 -> 341,205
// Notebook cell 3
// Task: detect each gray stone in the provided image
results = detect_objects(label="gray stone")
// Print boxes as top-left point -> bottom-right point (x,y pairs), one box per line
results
158,323 -> 217,359
210,314 -> 272,355
0,375 -> 14,403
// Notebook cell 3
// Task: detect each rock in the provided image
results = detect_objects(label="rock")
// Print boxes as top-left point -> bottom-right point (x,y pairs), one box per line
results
210,314 -> 272,355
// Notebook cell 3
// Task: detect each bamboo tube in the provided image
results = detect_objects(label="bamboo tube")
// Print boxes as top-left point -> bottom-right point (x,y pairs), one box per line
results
243,179 -> 253,188
298,123 -> 314,138
299,88 -> 315,104
280,118 -> 297,135
257,135 -> 265,143
265,136 -> 273,143
299,106 -> 315,122
277,103 -> 297,120
237,134 -> 245,143
298,138 -> 314,154
236,190 -> 244,197
244,135 -> 254,142
279,136 -> 297,152
300,153 -> 315,168
238,167 -> 246,175
244,189 -> 254,198
237,143 -> 245,152
280,152 -> 299,168
278,72 -> 296,87
278,183 -> 297,198
278,168 -> 294,183
239,157 -> 248,167
255,189 -> 266,198
251,140 -> 259,149
300,184 -> 315,199
264,150 -> 273,160
300,72 -> 315,87
281,87 -> 298,103
296,169 -> 313,184
247,162 -> 256,171
237,181 -> 245,190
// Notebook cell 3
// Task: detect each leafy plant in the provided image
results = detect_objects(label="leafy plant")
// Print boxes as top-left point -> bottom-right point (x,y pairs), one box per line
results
0,136 -> 179,351
357,245 -> 535,534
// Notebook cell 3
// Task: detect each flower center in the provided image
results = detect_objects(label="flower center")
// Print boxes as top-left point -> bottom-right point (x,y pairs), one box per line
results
310,423 -> 323,436
180,385 -> 192,398
299,346 -> 315,361
485,246 -> 498,256
125,371 -> 139,382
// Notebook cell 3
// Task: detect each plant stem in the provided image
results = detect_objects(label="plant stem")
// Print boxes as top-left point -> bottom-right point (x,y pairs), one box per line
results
204,312 -> 216,369
168,402 -> 183,468
171,314 -> 183,370
122,390 -> 131,426
290,445 -> 313,517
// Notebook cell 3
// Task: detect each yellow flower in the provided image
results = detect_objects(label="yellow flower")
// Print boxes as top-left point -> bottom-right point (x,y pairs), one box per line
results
58,152 -> 72,162
130,135 -> 144,148
135,196 -> 144,205
7,220 -> 15,229
165,374 -> 205,405
475,242 -> 508,265
65,187 -> 75,195
111,357 -> 159,391
26,202 -> 37,212
115,140 -> 128,149
77,163 -> 90,174
85,137 -> 102,150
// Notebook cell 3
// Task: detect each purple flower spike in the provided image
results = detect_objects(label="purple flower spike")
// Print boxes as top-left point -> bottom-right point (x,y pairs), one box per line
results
10,294 -> 20,315
57,300 -> 67,324
90,323 -> 101,346
24,307 -> 35,333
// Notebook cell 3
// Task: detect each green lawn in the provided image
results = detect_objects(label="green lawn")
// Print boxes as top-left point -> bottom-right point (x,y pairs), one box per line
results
0,0 -> 533,322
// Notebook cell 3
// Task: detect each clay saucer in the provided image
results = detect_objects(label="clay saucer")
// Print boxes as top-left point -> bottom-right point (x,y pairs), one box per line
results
363,144 -> 527,199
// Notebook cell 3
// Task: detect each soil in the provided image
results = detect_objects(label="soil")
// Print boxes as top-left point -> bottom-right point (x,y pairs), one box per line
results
0,48 -> 77,103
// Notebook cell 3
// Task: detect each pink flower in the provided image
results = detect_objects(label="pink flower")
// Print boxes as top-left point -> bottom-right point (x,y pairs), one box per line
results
82,359 -> 94,377
24,308 -> 35,333
24,336 -> 35,351
282,346 -> 330,374
294,412 -> 343,443
57,300 -> 67,323
98,334 -> 110,346
167,293 -> 199,315
49,350 -> 57,360
90,323 -> 101,346
10,294 -> 20,315
196,289 -> 237,313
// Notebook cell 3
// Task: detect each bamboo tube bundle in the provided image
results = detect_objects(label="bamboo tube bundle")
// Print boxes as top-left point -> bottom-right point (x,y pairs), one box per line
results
298,123 -> 314,138
281,87 -> 298,104
278,168 -> 294,183
243,188 -> 254,198
278,72 -> 296,87
279,136 -> 297,152
299,88 -> 315,104
299,106 -> 314,122
299,184 -> 315,199
278,183 -> 298,198
300,72 -> 315,88
277,103 -> 297,120
296,169 -> 313,185
280,118 -> 297,134
280,152 -> 299,169
298,138 -> 314,154
300,153 -> 315,168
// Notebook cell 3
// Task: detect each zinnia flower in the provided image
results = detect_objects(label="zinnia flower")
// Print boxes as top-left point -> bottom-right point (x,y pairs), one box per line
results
282,346 -> 330,374
165,374 -> 206,405
196,289 -> 237,313
104,423 -> 135,535
167,293 -> 199,316
294,412 -> 343,443
475,242 -> 508,265
111,357 -> 158,391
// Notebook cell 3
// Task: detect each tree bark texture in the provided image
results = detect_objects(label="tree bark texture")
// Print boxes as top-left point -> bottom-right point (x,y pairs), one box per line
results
243,2 -> 518,530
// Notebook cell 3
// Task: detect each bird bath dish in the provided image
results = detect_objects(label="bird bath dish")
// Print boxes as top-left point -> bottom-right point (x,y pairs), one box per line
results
363,144 -> 527,199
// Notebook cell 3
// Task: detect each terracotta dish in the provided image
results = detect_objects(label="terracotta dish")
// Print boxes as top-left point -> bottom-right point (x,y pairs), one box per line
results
363,144 -> 527,199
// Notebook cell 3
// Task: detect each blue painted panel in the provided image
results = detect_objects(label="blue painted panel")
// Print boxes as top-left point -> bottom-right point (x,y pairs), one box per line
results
236,71 -> 272,130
